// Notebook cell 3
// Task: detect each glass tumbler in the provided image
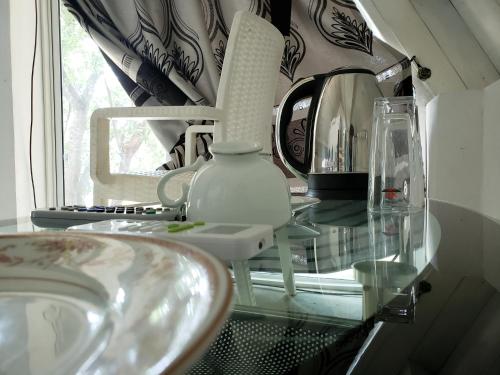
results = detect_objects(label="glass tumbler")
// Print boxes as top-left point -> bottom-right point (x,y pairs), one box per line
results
368,97 -> 425,212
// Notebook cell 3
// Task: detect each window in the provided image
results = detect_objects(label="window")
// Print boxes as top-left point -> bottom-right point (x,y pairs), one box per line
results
60,4 -> 166,206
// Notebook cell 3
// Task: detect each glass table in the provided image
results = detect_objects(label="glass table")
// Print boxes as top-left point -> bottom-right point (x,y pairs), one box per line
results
188,200 -> 436,374
5,199 -> 500,374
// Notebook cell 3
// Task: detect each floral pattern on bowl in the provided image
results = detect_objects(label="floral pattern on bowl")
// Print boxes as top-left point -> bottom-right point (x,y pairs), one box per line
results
0,232 -> 232,374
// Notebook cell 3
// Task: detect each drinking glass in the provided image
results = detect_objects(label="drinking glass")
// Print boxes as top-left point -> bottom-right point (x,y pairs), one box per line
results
368,97 -> 425,212
353,210 -> 424,321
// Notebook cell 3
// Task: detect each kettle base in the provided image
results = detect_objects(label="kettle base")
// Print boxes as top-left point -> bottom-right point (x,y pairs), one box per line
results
306,173 -> 368,200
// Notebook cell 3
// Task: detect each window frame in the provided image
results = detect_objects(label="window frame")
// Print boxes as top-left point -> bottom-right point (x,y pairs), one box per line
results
40,0 -> 64,207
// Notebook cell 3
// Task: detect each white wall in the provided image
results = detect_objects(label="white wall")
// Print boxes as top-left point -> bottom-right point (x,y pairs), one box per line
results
427,79 -> 500,222
9,0 -> 46,217
482,79 -> 500,220
0,0 -> 49,220
451,0 -> 500,73
0,0 -> 18,220
426,90 -> 484,213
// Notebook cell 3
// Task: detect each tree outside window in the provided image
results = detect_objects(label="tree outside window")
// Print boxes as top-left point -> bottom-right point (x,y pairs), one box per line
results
61,5 -> 165,205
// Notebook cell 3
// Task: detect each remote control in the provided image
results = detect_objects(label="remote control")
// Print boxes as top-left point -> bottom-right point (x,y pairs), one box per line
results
67,219 -> 274,261
31,205 -> 179,229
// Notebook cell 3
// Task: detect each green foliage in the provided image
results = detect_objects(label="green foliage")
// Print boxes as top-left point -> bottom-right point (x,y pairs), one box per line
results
60,8 -> 104,91
60,5 -> 167,204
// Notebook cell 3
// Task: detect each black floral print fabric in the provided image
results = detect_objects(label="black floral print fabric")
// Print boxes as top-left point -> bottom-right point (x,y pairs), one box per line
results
63,0 -> 409,171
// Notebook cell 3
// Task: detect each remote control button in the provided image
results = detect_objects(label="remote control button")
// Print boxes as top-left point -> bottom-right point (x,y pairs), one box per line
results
77,208 -> 87,212
105,208 -> 115,213
193,221 -> 205,226
116,209 -> 125,213
95,208 -> 105,213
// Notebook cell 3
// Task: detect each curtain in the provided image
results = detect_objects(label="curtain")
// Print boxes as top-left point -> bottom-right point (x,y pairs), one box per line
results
63,0 -> 410,170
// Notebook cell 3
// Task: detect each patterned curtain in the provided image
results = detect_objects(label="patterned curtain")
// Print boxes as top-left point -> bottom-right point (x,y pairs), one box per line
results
63,0 -> 410,170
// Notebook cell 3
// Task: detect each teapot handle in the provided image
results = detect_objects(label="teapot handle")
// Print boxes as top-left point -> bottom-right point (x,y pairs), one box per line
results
157,156 -> 206,208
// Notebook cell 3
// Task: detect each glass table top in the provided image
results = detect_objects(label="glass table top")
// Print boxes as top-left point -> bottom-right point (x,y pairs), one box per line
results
4,199 -> 500,374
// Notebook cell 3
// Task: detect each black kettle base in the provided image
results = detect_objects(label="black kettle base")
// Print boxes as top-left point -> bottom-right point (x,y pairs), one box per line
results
306,173 -> 368,200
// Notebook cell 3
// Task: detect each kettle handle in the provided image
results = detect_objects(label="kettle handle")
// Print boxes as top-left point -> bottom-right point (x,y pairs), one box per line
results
275,76 -> 321,179
157,156 -> 206,208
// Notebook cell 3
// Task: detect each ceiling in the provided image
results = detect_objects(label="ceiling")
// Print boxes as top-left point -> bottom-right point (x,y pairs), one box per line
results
354,0 -> 500,96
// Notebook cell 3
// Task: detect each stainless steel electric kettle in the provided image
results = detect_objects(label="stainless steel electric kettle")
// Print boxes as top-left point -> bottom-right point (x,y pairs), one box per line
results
275,67 -> 384,199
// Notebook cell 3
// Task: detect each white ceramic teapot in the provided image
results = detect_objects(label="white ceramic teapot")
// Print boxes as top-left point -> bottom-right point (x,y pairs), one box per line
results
157,141 -> 292,229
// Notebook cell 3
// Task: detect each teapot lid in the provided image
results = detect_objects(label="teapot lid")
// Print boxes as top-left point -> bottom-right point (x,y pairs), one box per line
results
209,141 -> 262,155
